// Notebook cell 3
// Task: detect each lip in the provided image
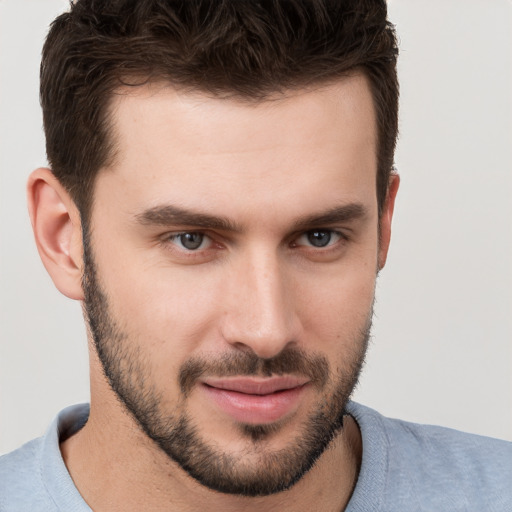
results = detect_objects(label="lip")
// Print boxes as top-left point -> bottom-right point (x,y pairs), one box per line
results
201,376 -> 310,425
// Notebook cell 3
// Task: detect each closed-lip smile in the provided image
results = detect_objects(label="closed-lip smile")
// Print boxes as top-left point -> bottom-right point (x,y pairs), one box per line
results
200,376 -> 311,424
202,376 -> 310,395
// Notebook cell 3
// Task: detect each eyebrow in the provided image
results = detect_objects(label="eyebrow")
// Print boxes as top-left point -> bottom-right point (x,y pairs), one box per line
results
135,205 -> 243,232
291,203 -> 369,231
135,202 -> 368,232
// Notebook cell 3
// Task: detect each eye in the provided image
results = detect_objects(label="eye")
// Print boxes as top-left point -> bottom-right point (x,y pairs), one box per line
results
167,232 -> 211,251
294,229 -> 343,248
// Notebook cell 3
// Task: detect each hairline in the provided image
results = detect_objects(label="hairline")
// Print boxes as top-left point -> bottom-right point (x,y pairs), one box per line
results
79,68 -> 385,227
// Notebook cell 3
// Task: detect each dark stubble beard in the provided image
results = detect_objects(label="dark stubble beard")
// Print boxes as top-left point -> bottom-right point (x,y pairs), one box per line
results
82,234 -> 371,497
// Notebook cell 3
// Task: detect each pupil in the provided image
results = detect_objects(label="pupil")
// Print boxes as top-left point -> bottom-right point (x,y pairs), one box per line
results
307,230 -> 331,247
180,233 -> 203,250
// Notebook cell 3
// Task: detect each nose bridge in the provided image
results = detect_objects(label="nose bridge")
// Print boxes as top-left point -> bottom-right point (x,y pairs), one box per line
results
222,244 -> 298,358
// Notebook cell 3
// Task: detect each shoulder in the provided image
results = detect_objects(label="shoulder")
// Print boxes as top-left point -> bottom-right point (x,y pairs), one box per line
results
0,436 -> 40,479
0,437 -> 56,511
0,404 -> 90,512
383,409 -> 511,477
346,402 -> 512,511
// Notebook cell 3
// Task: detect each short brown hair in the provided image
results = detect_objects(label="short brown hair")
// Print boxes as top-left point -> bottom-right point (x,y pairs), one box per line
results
41,0 -> 399,219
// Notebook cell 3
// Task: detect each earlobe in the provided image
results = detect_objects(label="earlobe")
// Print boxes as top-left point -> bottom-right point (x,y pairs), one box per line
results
27,168 -> 84,300
378,173 -> 400,270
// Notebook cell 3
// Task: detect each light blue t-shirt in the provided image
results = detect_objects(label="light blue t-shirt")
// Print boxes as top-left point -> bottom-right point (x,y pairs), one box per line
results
1,402 -> 511,511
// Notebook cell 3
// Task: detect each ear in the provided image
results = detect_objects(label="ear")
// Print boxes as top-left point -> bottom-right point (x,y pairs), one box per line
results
377,173 -> 400,270
27,168 -> 84,300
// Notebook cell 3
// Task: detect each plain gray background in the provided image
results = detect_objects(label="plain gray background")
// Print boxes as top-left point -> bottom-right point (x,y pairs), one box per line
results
1,0 -> 511,455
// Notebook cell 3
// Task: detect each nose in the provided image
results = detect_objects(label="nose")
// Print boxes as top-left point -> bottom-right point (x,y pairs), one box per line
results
220,246 -> 301,359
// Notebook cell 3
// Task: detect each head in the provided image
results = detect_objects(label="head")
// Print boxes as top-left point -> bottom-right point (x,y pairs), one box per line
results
31,0 -> 399,498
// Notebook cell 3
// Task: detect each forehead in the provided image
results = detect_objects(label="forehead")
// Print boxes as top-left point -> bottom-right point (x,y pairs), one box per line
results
108,74 -> 376,154
96,74 -> 378,226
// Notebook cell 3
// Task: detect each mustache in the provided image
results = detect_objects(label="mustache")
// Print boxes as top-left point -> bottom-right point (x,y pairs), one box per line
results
179,346 -> 330,396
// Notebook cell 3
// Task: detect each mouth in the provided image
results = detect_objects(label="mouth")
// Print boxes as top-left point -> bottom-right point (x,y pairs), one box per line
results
200,376 -> 310,425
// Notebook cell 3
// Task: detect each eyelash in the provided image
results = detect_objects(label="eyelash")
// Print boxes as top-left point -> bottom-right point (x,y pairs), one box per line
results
162,229 -> 348,254
291,230 -> 347,249
166,232 -> 213,251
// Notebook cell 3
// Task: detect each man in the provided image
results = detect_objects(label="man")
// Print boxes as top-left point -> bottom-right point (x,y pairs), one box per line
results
0,0 -> 510,510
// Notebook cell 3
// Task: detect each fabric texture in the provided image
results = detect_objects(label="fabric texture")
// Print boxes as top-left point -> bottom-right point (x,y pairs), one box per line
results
1,402 -> 511,511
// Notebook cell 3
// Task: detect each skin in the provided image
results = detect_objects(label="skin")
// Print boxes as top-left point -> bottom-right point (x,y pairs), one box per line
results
28,73 -> 399,511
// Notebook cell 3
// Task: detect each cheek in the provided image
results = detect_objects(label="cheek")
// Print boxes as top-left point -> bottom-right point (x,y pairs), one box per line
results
295,261 -> 376,349
99,259 -> 224,360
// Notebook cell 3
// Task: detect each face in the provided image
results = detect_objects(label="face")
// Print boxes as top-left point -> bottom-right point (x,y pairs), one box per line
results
83,75 -> 389,496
